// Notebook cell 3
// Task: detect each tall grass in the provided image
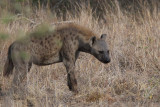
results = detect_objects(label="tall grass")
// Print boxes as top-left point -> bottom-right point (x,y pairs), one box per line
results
0,1 -> 160,107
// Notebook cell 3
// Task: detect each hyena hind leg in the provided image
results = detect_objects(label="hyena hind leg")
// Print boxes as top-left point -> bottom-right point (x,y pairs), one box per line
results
11,63 -> 32,99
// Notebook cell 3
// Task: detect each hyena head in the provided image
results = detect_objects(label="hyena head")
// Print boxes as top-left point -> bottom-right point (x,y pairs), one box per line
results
89,34 -> 111,64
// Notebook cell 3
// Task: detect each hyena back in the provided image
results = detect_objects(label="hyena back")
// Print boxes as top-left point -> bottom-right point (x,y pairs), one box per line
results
3,23 -> 110,95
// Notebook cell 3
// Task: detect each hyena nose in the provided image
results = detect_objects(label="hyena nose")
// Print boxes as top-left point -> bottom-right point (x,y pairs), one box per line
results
107,58 -> 111,63
104,57 -> 111,63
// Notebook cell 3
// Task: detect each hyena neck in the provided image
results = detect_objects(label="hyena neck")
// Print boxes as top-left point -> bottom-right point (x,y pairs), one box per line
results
78,38 -> 91,53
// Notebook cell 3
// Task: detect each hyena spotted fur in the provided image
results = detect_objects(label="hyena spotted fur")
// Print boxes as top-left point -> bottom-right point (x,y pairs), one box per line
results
3,23 -> 110,96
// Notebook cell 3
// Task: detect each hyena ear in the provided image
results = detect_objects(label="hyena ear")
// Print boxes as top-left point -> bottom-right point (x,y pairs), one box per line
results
89,36 -> 96,46
101,34 -> 107,40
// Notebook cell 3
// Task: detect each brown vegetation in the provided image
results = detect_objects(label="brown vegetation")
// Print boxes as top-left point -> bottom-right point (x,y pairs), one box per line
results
0,0 -> 160,107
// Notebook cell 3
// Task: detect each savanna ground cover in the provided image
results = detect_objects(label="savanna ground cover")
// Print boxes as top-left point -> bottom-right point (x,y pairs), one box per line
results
0,0 -> 160,107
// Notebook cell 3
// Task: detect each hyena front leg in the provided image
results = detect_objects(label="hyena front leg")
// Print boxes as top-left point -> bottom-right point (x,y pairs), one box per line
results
61,40 -> 79,94
63,59 -> 78,94
62,46 -> 78,93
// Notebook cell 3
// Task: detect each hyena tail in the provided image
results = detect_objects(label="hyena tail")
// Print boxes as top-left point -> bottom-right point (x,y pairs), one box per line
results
3,45 -> 14,77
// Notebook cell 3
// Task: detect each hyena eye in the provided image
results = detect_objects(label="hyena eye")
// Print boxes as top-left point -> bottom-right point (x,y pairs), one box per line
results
99,51 -> 104,54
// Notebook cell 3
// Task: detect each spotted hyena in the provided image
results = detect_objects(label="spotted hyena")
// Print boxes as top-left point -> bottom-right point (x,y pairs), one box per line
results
3,23 -> 110,95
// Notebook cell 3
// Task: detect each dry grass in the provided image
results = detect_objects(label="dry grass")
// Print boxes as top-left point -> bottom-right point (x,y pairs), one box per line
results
0,1 -> 160,107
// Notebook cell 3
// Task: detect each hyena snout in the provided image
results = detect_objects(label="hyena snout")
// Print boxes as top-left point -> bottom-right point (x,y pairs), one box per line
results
94,50 -> 111,64
101,52 -> 111,64
103,55 -> 111,63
